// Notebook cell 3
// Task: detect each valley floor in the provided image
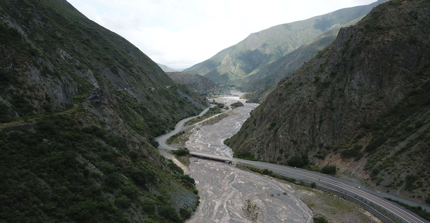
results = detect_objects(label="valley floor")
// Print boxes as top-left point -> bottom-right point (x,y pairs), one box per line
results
178,96 -> 382,223
186,97 -> 313,222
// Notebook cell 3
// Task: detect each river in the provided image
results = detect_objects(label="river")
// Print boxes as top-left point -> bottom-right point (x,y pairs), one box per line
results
185,95 -> 313,223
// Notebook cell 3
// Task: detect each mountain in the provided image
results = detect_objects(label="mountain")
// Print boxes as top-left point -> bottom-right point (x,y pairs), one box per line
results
241,17 -> 365,104
0,0 -> 207,222
167,72 -> 231,96
239,16 -> 365,95
226,0 -> 430,205
157,63 -> 177,72
185,0 -> 387,89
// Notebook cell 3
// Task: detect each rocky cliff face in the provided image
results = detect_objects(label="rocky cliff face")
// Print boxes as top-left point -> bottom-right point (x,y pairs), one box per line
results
185,1 -> 386,89
0,0 -> 205,222
167,72 -> 231,96
0,0 -> 207,142
227,0 -> 430,204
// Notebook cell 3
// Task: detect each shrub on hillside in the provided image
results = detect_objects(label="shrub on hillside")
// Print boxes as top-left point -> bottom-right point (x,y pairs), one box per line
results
313,216 -> 329,223
287,155 -> 309,168
114,195 -> 131,209
104,173 -> 122,188
322,165 -> 336,175
310,182 -> 316,188
172,148 -> 190,156
167,160 -> 184,175
234,151 -> 257,160
179,208 -> 191,220
159,206 -> 182,223
405,175 -> 418,191
341,145 -> 363,159
0,102 -> 12,123
131,169 -> 156,188
365,137 -> 387,152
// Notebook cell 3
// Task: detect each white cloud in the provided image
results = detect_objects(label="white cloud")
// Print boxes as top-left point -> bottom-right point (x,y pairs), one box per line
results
68,0 -> 377,69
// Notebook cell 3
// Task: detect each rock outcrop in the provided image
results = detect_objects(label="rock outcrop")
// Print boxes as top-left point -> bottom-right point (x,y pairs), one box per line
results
0,0 -> 205,222
227,0 -> 430,204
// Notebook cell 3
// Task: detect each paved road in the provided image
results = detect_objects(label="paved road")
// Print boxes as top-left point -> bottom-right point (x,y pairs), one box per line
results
155,105 -> 215,151
183,152 -> 428,223
190,151 -> 233,162
238,160 -> 428,223
156,105 -> 428,223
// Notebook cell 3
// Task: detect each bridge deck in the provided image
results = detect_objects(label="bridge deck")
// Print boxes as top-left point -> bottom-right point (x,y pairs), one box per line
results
190,152 -> 233,162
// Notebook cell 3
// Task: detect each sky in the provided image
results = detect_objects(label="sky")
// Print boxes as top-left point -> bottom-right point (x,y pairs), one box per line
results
68,0 -> 377,70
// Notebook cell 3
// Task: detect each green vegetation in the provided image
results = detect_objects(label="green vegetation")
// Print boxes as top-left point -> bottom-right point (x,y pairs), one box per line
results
229,0 -> 430,205
234,151 -> 258,161
177,175 -> 195,190
113,90 -> 196,148
310,182 -> 316,188
0,102 -> 12,123
341,145 -> 363,160
248,167 -> 296,184
211,100 -> 228,109
185,107 -> 222,126
0,0 -> 207,222
167,131 -> 186,144
184,1 -> 381,90
200,113 -> 230,125
287,155 -> 309,168
405,175 -> 418,191
313,152 -> 327,160
365,136 -> 388,152
385,198 -> 430,221
0,114 -> 196,222
268,121 -> 281,133
167,159 -> 184,175
0,0 -> 205,132
179,208 -> 192,220
243,199 -> 260,221
313,216 -> 329,223
322,165 -> 337,175
230,101 -> 244,109
172,148 -> 190,156
387,0 -> 402,7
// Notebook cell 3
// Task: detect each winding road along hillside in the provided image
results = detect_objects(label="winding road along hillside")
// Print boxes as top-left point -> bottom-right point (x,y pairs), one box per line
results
155,105 -> 215,151
239,160 -> 428,223
155,100 -> 428,223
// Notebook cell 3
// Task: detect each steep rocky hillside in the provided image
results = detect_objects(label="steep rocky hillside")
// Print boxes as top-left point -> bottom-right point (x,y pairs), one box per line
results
0,0 -> 206,222
239,16 -> 364,95
157,63 -> 177,72
185,0 -> 386,88
226,0 -> 430,205
167,72 -> 231,96
240,84 -> 276,103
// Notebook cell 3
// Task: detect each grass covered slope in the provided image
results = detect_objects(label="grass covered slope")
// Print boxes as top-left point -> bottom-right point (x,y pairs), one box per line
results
184,0 -> 386,89
239,16 -> 366,95
226,0 -> 430,204
0,0 -> 207,222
